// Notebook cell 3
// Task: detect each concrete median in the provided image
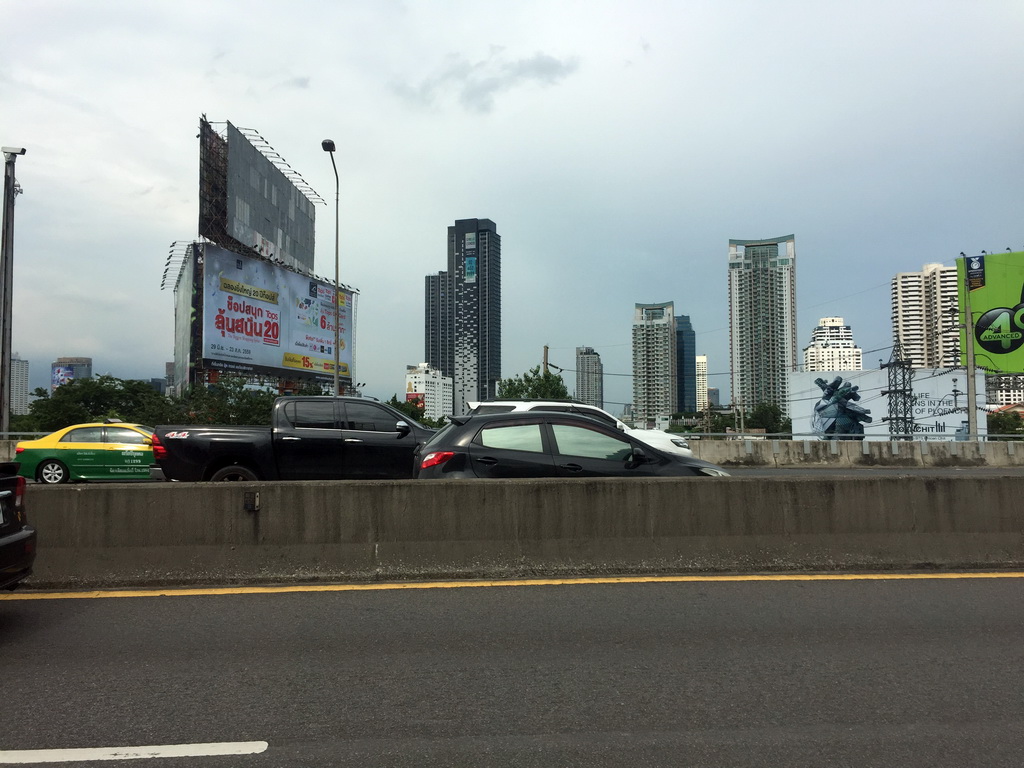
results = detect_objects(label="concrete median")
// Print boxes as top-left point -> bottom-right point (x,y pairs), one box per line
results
20,474 -> 1024,589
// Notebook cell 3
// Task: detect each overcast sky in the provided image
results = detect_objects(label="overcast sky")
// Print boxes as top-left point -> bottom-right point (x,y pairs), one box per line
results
4,0 -> 1022,411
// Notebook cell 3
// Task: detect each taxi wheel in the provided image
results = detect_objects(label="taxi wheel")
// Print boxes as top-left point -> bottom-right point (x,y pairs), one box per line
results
38,459 -> 70,484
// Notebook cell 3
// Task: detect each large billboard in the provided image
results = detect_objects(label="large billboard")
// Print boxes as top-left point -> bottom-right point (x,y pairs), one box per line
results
958,251 -> 1024,374
788,368 -> 986,441
198,118 -> 318,273
182,243 -> 354,382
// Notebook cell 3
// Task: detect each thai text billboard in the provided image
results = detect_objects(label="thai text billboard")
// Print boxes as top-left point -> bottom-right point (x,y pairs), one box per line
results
201,243 -> 353,380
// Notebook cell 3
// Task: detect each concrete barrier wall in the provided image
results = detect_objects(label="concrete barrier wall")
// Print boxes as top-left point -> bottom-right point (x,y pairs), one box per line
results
22,474 -> 1024,589
6,439 -> 1024,469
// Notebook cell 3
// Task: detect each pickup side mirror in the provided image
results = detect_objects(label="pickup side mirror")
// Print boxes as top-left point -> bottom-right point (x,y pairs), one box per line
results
396,421 -> 411,437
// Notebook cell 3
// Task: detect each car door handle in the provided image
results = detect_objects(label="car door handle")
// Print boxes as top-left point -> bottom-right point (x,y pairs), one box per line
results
344,438 -> 364,443
476,457 -> 498,465
559,464 -> 583,472
281,437 -> 301,441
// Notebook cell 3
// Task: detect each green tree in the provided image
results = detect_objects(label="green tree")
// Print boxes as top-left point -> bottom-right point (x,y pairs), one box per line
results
743,403 -> 792,436
497,366 -> 569,399
988,411 -> 1024,440
28,375 -> 181,431
172,376 -> 277,425
385,395 -> 447,429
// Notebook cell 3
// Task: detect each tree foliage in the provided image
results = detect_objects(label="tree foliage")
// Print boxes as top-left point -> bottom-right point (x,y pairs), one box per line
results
385,395 -> 447,429
497,366 -> 569,399
987,411 -> 1024,439
742,403 -> 792,436
27,375 -> 181,432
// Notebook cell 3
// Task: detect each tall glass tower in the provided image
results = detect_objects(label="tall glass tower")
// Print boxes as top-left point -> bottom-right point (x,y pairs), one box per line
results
728,235 -> 797,413
674,314 -> 697,413
425,219 -> 501,415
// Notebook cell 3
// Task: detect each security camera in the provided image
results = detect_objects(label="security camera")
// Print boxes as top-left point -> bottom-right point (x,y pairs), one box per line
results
2,147 -> 26,155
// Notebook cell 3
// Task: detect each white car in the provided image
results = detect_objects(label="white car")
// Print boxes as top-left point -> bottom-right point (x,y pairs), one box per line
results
466,400 -> 694,457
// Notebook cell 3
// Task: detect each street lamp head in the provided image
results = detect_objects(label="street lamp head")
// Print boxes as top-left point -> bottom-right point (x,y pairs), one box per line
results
2,147 -> 26,156
321,139 -> 336,152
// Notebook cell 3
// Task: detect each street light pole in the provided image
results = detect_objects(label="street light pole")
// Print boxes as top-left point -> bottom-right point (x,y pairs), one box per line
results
0,146 -> 27,437
321,139 -> 340,397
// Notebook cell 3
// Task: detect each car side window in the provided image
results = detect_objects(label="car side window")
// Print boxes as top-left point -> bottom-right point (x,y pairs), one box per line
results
342,402 -> 401,432
285,401 -> 338,429
551,424 -> 633,461
476,423 -> 545,453
106,428 -> 148,445
60,427 -> 104,443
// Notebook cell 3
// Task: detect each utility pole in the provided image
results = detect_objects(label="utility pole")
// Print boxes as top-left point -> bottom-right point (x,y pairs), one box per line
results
1,146 -> 27,436
963,269 -> 979,440
543,345 -> 549,375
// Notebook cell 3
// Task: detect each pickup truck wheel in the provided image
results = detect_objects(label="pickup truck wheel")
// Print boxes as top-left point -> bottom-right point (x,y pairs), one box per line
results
209,465 -> 259,482
38,459 -> 70,484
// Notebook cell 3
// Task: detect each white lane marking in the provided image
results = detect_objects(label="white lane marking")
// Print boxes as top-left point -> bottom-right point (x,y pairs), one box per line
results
0,741 -> 268,764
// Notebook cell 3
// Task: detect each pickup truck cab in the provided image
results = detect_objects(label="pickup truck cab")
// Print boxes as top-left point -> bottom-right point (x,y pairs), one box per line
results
152,396 -> 435,482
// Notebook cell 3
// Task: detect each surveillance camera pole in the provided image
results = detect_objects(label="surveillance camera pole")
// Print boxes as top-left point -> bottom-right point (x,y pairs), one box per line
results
0,147 -> 27,436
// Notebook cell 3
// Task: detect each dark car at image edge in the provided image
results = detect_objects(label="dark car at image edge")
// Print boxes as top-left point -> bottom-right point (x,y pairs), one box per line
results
0,461 -> 35,590
415,411 -> 729,480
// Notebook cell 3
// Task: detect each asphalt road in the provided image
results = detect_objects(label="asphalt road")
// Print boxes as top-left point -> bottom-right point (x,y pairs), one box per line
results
2,575 -> 1023,767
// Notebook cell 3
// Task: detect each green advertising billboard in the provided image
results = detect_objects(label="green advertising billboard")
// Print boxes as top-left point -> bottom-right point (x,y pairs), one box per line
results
958,251 -> 1024,373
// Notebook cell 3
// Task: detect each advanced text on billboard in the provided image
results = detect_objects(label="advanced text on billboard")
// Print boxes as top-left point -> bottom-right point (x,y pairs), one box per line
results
201,244 -> 353,380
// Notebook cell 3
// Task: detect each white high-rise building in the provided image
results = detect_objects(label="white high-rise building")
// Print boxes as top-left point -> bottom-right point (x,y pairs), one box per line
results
891,263 -> 959,368
404,363 -> 453,421
803,317 -> 863,372
10,353 -> 29,416
695,354 -> 709,411
728,235 -> 798,413
632,302 -> 677,428
575,347 -> 604,408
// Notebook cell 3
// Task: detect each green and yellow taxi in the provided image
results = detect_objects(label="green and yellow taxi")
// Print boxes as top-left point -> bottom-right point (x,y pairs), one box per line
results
14,420 -> 155,484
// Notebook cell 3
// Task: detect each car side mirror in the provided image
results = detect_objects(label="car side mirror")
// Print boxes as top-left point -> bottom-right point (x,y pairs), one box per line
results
627,446 -> 648,467
396,421 -> 411,437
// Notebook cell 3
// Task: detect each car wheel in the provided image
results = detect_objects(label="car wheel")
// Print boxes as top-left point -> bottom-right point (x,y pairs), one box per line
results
38,459 -> 70,484
209,465 -> 259,482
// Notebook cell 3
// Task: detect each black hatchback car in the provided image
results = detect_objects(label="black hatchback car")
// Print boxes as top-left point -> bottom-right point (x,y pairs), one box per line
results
416,412 -> 729,479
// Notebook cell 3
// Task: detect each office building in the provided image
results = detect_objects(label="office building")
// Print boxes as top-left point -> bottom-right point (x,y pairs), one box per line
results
405,363 -> 453,421
51,356 -> 92,390
707,386 -> 720,408
575,346 -> 604,408
425,219 -> 501,415
891,263 -> 959,368
10,353 -> 28,416
803,317 -> 863,372
632,302 -> 677,428
728,235 -> 798,413
675,315 -> 697,413
695,354 -> 709,412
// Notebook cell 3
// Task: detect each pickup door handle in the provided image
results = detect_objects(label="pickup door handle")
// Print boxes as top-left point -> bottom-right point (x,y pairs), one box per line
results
559,464 -> 583,472
476,457 -> 498,466
344,438 -> 363,443
281,437 -> 301,441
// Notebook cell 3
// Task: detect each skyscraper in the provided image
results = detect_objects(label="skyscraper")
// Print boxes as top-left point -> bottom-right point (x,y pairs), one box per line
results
575,346 -> 604,408
695,354 -> 709,412
891,263 -> 958,368
10,352 -> 28,416
632,302 -> 677,428
803,317 -> 863,372
674,314 -> 697,413
425,219 -> 501,415
728,235 -> 798,413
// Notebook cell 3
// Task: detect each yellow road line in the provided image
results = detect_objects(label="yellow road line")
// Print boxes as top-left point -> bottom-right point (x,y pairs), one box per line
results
2,571 -> 1024,600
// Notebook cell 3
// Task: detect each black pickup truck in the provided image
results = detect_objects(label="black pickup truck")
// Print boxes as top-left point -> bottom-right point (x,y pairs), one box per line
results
151,396 -> 435,482
0,461 -> 35,590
